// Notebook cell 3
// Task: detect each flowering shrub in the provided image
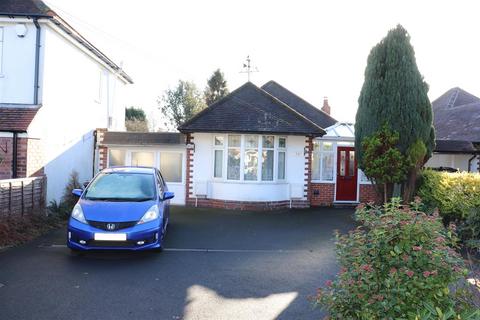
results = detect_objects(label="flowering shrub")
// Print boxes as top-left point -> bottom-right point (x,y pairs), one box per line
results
314,198 -> 478,319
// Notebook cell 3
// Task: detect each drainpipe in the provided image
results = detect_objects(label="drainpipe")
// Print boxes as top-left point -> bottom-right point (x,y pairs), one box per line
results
33,18 -> 41,105
468,154 -> 477,173
12,132 -> 18,178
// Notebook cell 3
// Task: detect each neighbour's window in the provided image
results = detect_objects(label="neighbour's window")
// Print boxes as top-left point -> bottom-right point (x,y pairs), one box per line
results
108,149 -> 126,167
312,141 -> 334,181
277,137 -> 286,180
359,169 -> 370,183
227,135 -> 241,180
261,136 -> 274,181
213,136 -> 224,178
131,151 -> 155,167
160,152 -> 182,183
244,135 -> 258,181
0,28 -> 3,74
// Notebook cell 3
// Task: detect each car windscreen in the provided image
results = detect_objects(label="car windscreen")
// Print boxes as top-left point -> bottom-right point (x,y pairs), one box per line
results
84,172 -> 156,201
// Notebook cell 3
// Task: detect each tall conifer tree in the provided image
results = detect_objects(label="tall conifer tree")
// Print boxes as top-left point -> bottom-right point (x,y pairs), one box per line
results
355,25 -> 435,200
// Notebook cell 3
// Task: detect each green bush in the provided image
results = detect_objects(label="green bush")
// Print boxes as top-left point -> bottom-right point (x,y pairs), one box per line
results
314,199 -> 477,319
417,170 -> 480,222
458,207 -> 480,251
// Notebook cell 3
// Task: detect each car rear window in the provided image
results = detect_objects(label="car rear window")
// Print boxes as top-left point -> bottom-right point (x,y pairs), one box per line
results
84,173 -> 156,201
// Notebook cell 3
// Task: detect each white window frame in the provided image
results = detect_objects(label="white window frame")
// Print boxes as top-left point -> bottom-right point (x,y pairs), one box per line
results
214,134 -> 288,183
312,140 -> 336,183
159,150 -> 184,184
0,27 -> 4,75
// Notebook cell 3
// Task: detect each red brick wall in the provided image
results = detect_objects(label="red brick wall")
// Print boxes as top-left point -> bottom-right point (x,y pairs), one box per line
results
359,184 -> 381,204
186,198 -> 309,210
311,183 -> 335,206
0,137 -> 32,179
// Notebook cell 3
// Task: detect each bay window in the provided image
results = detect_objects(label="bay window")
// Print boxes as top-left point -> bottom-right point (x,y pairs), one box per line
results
216,134 -> 287,182
312,141 -> 334,181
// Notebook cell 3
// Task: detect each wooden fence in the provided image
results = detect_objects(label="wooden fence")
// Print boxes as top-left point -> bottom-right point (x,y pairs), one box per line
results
0,176 -> 47,217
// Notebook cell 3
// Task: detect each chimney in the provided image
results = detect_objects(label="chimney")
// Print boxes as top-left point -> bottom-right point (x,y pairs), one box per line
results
322,96 -> 331,115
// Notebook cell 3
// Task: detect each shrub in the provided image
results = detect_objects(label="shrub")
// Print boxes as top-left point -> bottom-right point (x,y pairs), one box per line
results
314,198 -> 477,319
458,207 -> 480,251
61,170 -> 82,213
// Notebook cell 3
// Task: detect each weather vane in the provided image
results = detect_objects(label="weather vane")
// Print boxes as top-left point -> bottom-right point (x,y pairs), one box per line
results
240,55 -> 259,82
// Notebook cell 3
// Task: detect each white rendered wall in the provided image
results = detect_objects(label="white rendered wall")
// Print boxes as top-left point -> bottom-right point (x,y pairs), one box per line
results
28,25 -> 127,202
192,133 -> 307,202
0,20 -> 39,104
425,153 -> 479,172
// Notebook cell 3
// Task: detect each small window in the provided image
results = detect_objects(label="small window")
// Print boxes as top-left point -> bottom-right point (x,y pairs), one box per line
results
279,137 -> 286,148
214,150 -> 223,178
244,135 -> 258,181
131,152 -> 155,167
321,153 -> 334,181
322,142 -> 333,151
262,136 -> 274,148
108,149 -> 125,167
228,135 -> 241,148
160,152 -> 182,183
227,135 -> 241,180
278,151 -> 286,180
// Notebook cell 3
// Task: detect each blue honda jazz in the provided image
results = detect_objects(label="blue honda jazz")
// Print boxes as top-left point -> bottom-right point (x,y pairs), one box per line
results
67,166 -> 174,252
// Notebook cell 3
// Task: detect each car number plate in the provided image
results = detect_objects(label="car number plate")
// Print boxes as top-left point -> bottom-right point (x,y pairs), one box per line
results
94,233 -> 127,241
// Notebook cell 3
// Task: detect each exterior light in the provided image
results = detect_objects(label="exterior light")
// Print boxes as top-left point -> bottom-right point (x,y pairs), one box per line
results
15,24 -> 28,38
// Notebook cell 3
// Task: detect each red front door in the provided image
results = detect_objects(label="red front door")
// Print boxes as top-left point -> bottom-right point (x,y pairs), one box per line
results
335,147 -> 357,201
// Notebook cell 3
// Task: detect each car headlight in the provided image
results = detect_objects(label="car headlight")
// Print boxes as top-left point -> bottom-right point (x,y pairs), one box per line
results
71,204 -> 87,224
138,205 -> 160,224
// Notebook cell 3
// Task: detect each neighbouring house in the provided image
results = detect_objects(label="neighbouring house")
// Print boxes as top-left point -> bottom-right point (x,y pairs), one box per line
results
0,0 -> 132,201
425,87 -> 480,172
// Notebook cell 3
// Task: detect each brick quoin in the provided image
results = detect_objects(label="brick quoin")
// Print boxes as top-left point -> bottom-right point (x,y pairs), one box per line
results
185,133 -> 194,206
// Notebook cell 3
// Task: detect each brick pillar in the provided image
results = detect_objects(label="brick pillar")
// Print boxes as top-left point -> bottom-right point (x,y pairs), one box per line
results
96,128 -> 108,171
304,136 -> 313,204
185,133 -> 194,206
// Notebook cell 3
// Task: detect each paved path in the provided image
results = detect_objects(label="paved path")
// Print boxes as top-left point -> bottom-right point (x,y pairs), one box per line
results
0,206 -> 355,320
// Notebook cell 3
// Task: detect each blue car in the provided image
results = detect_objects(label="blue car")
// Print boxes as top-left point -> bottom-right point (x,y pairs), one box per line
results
67,166 -> 174,252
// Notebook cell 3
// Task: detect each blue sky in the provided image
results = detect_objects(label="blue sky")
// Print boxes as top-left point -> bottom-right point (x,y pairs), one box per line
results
46,0 -> 480,129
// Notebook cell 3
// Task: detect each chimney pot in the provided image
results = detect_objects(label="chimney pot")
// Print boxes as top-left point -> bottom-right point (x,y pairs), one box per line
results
322,96 -> 331,115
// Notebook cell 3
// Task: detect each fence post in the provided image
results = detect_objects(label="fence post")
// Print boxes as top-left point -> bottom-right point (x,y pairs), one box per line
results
8,181 -> 12,216
31,179 -> 35,214
21,180 -> 24,216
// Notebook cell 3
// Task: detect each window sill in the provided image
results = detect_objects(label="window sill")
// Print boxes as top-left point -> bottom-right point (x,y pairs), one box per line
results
211,180 -> 289,185
311,180 -> 335,184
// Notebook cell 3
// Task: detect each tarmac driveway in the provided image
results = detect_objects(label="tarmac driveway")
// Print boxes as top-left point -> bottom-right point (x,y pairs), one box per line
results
0,206 -> 355,320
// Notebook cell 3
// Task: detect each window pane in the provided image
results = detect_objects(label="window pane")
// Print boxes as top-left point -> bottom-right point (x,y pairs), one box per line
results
278,151 -> 285,180
214,150 -> 223,178
261,150 -> 274,181
321,153 -> 334,181
339,151 -> 346,176
348,151 -> 355,177
214,136 -> 224,146
359,170 -> 369,182
228,135 -> 241,147
108,149 -> 125,167
262,136 -> 274,148
313,141 -> 321,152
312,152 -> 320,180
160,153 -> 182,183
227,149 -> 240,180
244,149 -> 258,180
131,152 -> 155,167
245,135 -> 258,148
279,137 -> 286,148
322,142 -> 333,151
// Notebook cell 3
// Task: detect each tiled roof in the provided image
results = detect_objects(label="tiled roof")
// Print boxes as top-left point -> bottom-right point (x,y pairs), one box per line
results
102,132 -> 186,146
0,0 -> 133,84
432,87 -> 480,143
0,107 -> 39,132
435,139 -> 477,153
261,81 -> 337,129
178,82 -> 326,136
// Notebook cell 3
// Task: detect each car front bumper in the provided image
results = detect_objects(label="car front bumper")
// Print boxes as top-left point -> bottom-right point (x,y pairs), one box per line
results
67,218 -> 163,251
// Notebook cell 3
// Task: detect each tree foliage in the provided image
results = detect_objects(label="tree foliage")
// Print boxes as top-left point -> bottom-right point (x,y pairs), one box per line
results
361,125 -> 409,202
355,24 -> 435,201
204,69 -> 229,106
125,107 -> 149,132
160,80 -> 207,129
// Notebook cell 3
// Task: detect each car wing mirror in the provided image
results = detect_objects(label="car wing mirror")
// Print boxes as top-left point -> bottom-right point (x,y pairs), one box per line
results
82,181 -> 90,189
72,189 -> 83,197
163,191 -> 175,201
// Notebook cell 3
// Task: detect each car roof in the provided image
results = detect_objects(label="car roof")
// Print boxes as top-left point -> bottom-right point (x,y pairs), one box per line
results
102,166 -> 156,174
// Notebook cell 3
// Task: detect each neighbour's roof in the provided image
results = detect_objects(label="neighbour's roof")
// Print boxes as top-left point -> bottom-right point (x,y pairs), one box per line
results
102,132 -> 186,146
0,107 -> 39,132
261,81 -> 337,128
434,139 -> 478,154
178,82 -> 326,136
432,87 -> 480,143
0,0 -> 133,84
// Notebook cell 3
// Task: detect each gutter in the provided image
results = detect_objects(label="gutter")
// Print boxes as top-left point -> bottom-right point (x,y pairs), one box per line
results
33,18 -> 41,105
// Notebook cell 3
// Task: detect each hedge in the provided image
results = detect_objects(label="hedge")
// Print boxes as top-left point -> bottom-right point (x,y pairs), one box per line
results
417,170 -> 480,221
